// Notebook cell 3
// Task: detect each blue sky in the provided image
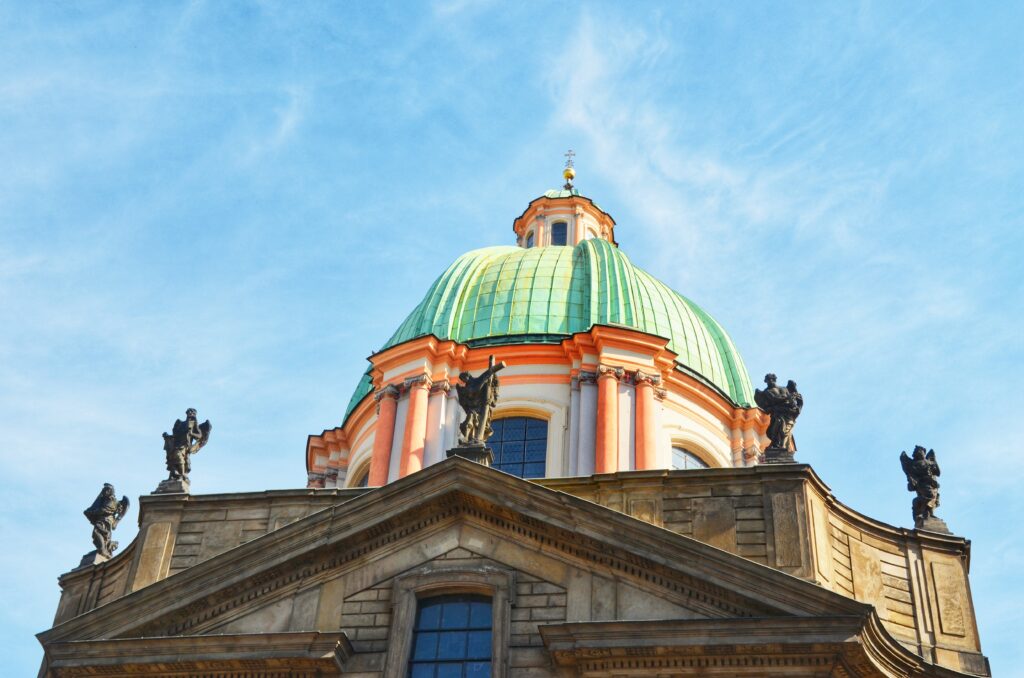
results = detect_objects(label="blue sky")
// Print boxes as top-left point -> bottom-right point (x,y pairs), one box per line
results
2,2 -> 1021,674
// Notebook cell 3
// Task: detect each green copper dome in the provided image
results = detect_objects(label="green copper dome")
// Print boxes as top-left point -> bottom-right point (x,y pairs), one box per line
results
345,239 -> 754,419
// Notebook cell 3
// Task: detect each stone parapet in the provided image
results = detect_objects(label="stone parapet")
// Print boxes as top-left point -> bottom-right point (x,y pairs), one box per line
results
50,464 -> 983,675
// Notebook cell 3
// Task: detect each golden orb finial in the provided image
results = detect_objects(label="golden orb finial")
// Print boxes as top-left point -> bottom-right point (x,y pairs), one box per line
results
563,149 -> 576,189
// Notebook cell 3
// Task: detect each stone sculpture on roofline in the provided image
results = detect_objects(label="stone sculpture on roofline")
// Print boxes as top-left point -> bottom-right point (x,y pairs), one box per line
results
155,407 -> 212,494
900,445 -> 950,534
754,373 -> 803,463
448,354 -> 507,466
79,483 -> 130,568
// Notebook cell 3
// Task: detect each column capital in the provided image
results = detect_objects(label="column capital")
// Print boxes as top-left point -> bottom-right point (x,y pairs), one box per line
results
597,365 -> 625,380
429,378 -> 451,394
632,369 -> 661,386
375,384 -> 401,402
573,370 -> 598,389
404,374 -> 432,391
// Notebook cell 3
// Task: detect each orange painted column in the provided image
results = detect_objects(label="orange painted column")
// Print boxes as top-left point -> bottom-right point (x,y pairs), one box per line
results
595,367 -> 619,474
399,376 -> 431,478
368,385 -> 399,486
634,372 -> 657,470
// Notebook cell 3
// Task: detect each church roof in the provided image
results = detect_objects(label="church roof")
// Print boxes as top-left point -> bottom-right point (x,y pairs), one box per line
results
345,238 -> 753,420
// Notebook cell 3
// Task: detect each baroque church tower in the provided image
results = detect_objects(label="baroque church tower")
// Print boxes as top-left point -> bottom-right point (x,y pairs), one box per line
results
38,166 -> 989,677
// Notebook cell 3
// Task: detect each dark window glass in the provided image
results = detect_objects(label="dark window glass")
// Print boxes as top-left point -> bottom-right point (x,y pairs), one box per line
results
409,595 -> 492,678
489,417 -> 547,478
551,221 -> 568,246
526,232 -> 535,248
355,469 -> 370,487
672,446 -> 710,470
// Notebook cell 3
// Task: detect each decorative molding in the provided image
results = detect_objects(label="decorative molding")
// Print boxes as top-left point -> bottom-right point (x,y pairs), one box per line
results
633,369 -> 661,386
597,365 -> 624,381
404,374 -> 432,390
374,384 -> 400,403
45,632 -> 350,677
539,616 -> 932,677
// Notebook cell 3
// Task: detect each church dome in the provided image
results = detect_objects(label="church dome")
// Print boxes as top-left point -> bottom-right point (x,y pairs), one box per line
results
346,238 -> 754,418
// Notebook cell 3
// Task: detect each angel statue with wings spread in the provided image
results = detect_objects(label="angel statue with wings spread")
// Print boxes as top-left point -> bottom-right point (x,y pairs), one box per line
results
162,408 -> 212,483
900,446 -> 945,530
83,483 -> 130,559
754,373 -> 803,462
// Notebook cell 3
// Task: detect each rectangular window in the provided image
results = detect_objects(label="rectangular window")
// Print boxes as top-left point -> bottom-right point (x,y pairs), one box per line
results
409,594 -> 492,677
551,222 -> 568,246
490,417 -> 547,478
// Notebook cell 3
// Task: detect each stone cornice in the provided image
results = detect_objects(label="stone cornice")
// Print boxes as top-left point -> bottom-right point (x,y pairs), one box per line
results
373,383 -> 400,401
40,460 -> 878,647
539,615 -> 978,677
44,631 -> 350,677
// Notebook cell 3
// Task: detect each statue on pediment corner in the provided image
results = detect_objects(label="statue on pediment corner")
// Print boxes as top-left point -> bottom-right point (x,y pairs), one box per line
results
157,408 -> 211,493
900,445 -> 948,532
83,483 -> 129,560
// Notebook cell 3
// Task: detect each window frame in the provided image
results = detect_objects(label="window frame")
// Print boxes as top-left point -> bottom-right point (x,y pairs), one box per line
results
488,415 -> 548,479
671,445 -> 713,470
407,593 -> 492,675
550,221 -> 568,246
347,460 -> 371,488
384,565 -> 515,678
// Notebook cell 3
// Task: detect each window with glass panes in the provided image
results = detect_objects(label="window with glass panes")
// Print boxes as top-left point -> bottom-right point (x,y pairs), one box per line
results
551,221 -> 568,246
672,446 -> 710,470
489,417 -> 547,478
408,594 -> 492,677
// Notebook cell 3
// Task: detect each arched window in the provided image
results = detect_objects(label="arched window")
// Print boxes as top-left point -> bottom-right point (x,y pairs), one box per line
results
551,221 -> 568,246
490,417 -> 547,478
525,231 -> 535,248
408,594 -> 492,677
347,461 -> 370,488
672,446 -> 710,470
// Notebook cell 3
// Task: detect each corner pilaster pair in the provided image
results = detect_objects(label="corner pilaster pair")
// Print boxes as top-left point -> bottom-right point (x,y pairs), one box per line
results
368,375 -> 433,486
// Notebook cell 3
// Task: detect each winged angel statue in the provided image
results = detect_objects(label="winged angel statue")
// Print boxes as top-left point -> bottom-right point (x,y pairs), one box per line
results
83,484 -> 130,558
900,446 -> 941,525
163,408 -> 212,483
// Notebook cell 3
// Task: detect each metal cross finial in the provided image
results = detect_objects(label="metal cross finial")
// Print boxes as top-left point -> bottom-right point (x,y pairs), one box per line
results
564,149 -> 575,168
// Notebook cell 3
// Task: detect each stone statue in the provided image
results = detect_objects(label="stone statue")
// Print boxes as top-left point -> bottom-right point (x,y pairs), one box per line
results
900,446 -> 948,532
457,355 -> 507,446
83,484 -> 130,561
156,408 -> 211,493
447,355 -> 507,465
754,373 -> 803,462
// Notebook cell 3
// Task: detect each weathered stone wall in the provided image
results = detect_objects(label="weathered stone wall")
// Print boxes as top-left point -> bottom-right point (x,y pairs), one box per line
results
53,489 -> 368,626
52,464 -> 982,675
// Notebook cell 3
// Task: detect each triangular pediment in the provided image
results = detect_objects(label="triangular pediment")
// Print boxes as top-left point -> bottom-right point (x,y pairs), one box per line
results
41,458 -> 872,647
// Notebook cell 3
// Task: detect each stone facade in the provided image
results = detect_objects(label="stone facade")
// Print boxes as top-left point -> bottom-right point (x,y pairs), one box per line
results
39,459 -> 987,677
